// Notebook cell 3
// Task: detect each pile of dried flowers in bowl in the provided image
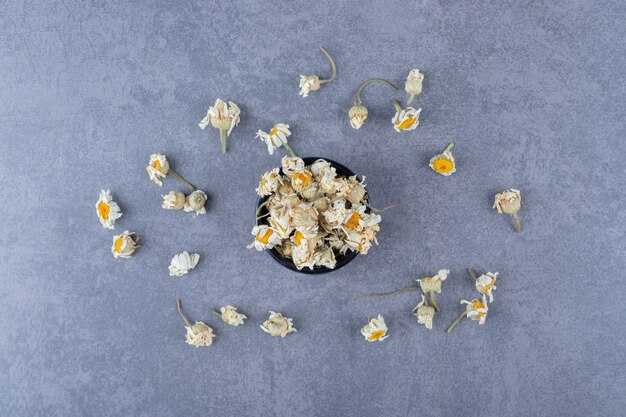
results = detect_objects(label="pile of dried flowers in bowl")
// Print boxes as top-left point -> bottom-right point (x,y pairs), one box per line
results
249,156 -> 382,273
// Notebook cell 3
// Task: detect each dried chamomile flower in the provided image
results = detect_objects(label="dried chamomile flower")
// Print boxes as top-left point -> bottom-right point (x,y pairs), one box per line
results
96,189 -> 122,229
291,170 -> 314,194
176,299 -> 215,347
162,191 -> 186,210
256,123 -> 297,157
212,306 -> 247,326
429,143 -> 456,176
391,99 -> 421,132
146,153 -> 195,190
247,225 -> 283,251
404,68 -> 424,105
361,315 -> 389,342
349,78 -> 397,129
168,252 -> 200,277
299,46 -> 336,97
268,209 -> 293,239
341,176 -> 367,204
412,294 -> 435,329
468,268 -> 498,302
281,155 -> 305,178
310,159 -> 333,179
447,295 -> 489,333
315,246 -> 337,269
256,168 -> 281,197
260,311 -> 296,337
417,269 -> 449,312
493,189 -> 522,233
198,99 -> 241,154
184,190 -> 207,215
111,231 -> 140,259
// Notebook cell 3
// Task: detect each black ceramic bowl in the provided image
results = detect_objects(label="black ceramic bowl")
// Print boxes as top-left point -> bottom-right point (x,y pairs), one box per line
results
255,157 -> 367,274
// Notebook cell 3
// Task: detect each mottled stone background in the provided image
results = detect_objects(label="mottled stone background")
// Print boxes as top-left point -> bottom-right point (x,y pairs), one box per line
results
1,1 -> 624,416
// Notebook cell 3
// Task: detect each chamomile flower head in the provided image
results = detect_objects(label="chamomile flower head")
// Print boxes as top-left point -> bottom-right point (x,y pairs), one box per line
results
185,321 -> 215,347
404,68 -> 424,105
476,272 -> 498,302
493,189 -> 522,232
281,156 -> 305,178
146,153 -> 169,186
260,311 -> 296,337
184,190 -> 207,215
361,315 -> 389,342
461,296 -> 489,325
199,99 -> 240,135
247,225 -> 283,251
493,189 -> 521,214
392,102 -> 421,132
219,306 -> 247,326
168,252 -> 200,277
291,170 -> 314,193
162,191 -> 186,210
348,105 -> 368,129
255,168 -> 281,197
256,123 -> 291,155
198,99 -> 241,154
298,46 -> 336,97
413,294 -> 435,329
417,269 -> 450,293
429,143 -> 456,176
96,189 -> 122,229
111,231 -> 140,259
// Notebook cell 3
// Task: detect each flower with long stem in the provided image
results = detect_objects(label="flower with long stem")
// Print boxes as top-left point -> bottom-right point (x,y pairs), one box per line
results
146,153 -> 195,190
468,268 -> 498,302
299,46 -> 337,97
176,299 -> 215,347
199,99 -> 241,154
417,269 -> 449,312
256,123 -> 297,157
429,143 -> 457,176
391,100 -> 421,132
348,78 -> 398,129
404,68 -> 424,105
493,189 -> 521,232
447,295 -> 489,333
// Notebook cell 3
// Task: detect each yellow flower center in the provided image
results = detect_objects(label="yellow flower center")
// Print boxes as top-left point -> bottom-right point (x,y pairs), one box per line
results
482,281 -> 494,293
345,212 -> 361,229
256,229 -> 273,244
472,300 -> 486,316
432,158 -> 454,173
369,330 -> 385,341
294,231 -> 304,246
269,127 -> 279,136
97,202 -> 110,219
113,236 -> 124,253
152,160 -> 161,170
397,117 -> 415,130
293,172 -> 311,187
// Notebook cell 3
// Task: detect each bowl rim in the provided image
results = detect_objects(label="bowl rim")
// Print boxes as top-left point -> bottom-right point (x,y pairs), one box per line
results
255,156 -> 366,274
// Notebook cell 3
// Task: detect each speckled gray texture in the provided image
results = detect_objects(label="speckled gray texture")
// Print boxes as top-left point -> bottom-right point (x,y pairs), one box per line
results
1,1 -> 625,416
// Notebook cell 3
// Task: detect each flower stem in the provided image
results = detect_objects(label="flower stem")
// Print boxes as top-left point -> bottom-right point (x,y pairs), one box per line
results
256,200 -> 269,217
354,78 -> 398,105
467,268 -> 478,280
176,299 -> 192,327
353,285 -> 421,301
318,46 -> 336,84
220,129 -> 227,154
429,291 -> 440,312
168,169 -> 195,191
513,212 -> 521,233
447,312 -> 467,333
392,99 -> 403,113
283,143 -> 297,158
407,93 -> 416,106
365,203 -> 396,213
210,308 -> 222,318
444,143 -> 455,153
